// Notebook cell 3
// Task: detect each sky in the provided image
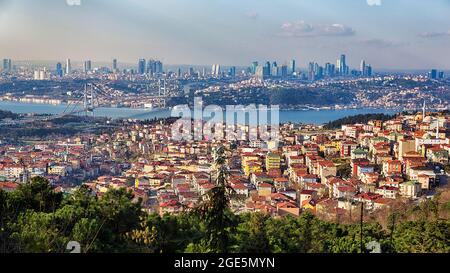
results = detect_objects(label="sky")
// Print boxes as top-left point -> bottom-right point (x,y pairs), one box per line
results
0,0 -> 449,69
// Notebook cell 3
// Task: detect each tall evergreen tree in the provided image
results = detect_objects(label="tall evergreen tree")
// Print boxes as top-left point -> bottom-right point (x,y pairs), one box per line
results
194,146 -> 234,253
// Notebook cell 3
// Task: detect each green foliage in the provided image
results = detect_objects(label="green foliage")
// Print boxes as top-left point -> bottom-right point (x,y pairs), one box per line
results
328,223 -> 391,253
336,163 -> 352,179
392,220 -> 450,253
263,212 -> 345,253
0,110 -> 19,120
442,201 -> 450,212
1,176 -> 449,253
444,164 -> 450,175
9,210 -> 67,253
1,178 -> 143,253
193,146 -> 236,253
233,213 -> 270,253
268,88 -> 356,107
324,113 -> 394,129
12,176 -> 63,212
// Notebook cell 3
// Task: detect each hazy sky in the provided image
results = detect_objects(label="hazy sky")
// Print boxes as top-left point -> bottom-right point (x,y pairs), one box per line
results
0,0 -> 449,69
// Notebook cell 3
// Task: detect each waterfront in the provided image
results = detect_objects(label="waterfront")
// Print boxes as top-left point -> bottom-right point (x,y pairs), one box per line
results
0,101 -> 399,124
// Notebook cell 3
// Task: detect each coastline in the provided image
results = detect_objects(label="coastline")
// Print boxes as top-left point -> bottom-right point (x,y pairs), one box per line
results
0,98 -> 414,111
0,100 -> 402,124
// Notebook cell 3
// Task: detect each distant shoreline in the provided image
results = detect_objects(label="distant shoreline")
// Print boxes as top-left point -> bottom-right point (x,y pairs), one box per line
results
0,98 -> 437,112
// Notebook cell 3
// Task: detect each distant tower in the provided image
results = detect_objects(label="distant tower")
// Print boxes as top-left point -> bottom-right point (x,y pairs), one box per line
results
84,60 -> 92,73
56,62 -> 63,77
366,65 -> 373,77
138,59 -> 146,75
211,64 -> 221,77
251,61 -> 258,75
66,58 -> 72,74
290,59 -> 296,75
2,59 -> 12,71
112,59 -> 118,72
360,60 -> 366,76
339,54 -> 346,75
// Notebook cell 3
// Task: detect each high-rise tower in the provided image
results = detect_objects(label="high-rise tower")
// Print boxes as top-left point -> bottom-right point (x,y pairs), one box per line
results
66,58 -> 71,74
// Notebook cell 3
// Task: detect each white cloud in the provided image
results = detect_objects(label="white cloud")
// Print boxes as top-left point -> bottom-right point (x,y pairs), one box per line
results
279,20 -> 355,37
366,0 -> 382,6
66,0 -> 81,6
359,38 -> 407,48
246,11 -> 259,20
418,31 -> 450,38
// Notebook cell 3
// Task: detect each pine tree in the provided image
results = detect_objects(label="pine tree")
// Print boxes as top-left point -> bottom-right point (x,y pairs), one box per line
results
195,146 -> 234,253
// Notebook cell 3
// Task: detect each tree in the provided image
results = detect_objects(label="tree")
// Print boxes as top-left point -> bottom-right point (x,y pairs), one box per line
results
234,213 -> 270,253
194,146 -> 235,253
93,187 -> 143,252
336,162 -> 352,179
2,175 -> 449,254
327,222 -> 389,253
12,176 -> 63,213
392,220 -> 450,253
9,210 -> 68,253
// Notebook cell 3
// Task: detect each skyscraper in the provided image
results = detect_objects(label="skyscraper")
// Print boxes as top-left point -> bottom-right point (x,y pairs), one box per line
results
2,59 -> 12,71
360,60 -> 366,76
251,61 -> 258,75
155,60 -> 163,74
84,60 -> 92,73
308,62 -> 315,81
112,59 -> 118,72
339,54 -> 347,76
255,65 -> 264,80
211,64 -> 221,77
34,68 -> 48,80
65,58 -> 71,75
429,69 -> 438,79
188,67 -> 195,77
281,64 -> 288,78
290,59 -> 296,75
146,59 -> 163,75
229,66 -> 236,77
138,59 -> 146,75
56,62 -> 63,77
324,63 -> 335,77
366,65 -> 372,77
264,61 -> 271,77
271,62 -> 278,77
147,59 -> 155,75
314,63 -> 323,79
336,59 -> 341,75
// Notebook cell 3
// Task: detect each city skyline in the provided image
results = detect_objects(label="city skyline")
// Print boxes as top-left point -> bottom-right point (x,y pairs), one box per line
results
0,0 -> 449,69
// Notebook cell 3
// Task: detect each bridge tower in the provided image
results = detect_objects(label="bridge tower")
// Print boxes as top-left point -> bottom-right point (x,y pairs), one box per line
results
83,84 -> 88,116
83,83 -> 96,116
158,79 -> 167,108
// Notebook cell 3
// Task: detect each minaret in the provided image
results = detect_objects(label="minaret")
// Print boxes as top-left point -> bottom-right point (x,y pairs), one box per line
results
422,100 -> 426,120
436,118 -> 439,139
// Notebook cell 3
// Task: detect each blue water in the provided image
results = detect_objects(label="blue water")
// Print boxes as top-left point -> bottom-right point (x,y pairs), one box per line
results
0,101 -> 398,124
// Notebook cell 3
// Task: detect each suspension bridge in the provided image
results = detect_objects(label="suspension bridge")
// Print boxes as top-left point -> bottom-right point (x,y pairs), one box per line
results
7,80 -> 168,124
